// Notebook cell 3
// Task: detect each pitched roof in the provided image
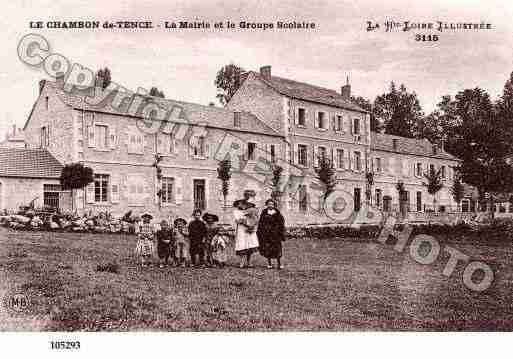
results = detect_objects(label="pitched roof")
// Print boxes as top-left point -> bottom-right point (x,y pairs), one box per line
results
0,148 -> 63,179
45,82 -> 282,138
248,71 -> 368,113
371,132 -> 459,161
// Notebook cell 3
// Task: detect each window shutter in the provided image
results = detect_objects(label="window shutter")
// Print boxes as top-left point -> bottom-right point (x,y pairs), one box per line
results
330,147 -> 334,167
111,175 -> 120,203
86,182 -> 95,203
389,157 -> 395,175
172,136 -> 178,154
294,143 -> 298,164
331,115 -> 336,131
265,144 -> 271,162
314,113 -> 319,128
87,125 -> 95,147
294,108 -> 299,125
345,150 -> 351,170
157,133 -> 165,154
313,146 -> 318,167
175,177 -> 183,204
350,118 -> 353,135
205,142 -> 210,158
402,160 -> 410,177
109,128 -> 117,150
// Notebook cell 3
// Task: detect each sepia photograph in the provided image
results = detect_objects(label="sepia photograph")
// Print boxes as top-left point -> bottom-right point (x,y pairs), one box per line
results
0,0 -> 512,356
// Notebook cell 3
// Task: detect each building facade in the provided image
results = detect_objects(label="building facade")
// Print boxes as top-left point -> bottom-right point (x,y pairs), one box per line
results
14,66 -> 461,224
227,66 -> 460,223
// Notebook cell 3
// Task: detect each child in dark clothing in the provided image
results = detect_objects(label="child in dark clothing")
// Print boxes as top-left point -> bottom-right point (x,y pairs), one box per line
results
156,220 -> 174,268
202,213 -> 220,266
188,209 -> 207,267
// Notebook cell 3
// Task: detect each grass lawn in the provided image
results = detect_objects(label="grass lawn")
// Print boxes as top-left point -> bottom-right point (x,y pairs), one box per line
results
0,227 -> 512,331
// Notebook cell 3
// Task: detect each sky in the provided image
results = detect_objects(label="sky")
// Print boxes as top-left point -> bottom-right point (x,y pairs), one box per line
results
1,0 -> 513,139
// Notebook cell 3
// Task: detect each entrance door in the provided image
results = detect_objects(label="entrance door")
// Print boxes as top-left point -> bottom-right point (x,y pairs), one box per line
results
354,188 -> 361,212
193,179 -> 206,211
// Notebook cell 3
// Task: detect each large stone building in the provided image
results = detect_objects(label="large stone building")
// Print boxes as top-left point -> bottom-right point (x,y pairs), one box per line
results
10,66 -> 461,223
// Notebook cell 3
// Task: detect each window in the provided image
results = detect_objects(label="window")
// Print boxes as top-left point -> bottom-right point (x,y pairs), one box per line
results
95,124 -> 108,150
193,179 -> 206,211
429,164 -> 435,175
336,149 -> 344,169
336,115 -> 343,131
353,118 -> 361,135
234,112 -> 241,127
43,184 -> 61,209
416,191 -> 422,212
354,151 -> 362,171
94,174 -> 109,203
45,96 -> 49,110
247,142 -> 256,160
270,144 -> 276,163
375,189 -> 382,208
440,165 -> 446,179
416,163 -> 422,177
193,136 -> 205,157
40,126 -> 49,148
317,112 -> 326,129
129,132 -> 144,153
375,157 -> 382,173
161,177 -> 175,204
298,144 -> 308,167
297,108 -> 306,126
317,146 -> 327,160
298,184 -> 308,212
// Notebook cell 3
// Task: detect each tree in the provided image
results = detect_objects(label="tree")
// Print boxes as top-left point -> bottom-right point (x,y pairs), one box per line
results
215,63 -> 245,105
451,176 -> 465,212
217,159 -> 232,212
351,96 -> 382,132
423,168 -> 444,212
149,87 -> 165,98
95,67 -> 111,89
60,163 -> 94,211
270,164 -> 284,205
314,153 -> 336,203
374,82 -> 424,138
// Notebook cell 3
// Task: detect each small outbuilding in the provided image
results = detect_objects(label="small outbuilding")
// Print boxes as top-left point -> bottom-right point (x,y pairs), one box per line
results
0,148 -> 70,212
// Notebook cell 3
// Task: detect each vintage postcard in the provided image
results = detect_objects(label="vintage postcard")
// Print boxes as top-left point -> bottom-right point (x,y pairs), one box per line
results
0,0 -> 512,355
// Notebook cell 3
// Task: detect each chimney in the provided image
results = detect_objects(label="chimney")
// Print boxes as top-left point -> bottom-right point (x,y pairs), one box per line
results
55,72 -> 65,88
392,138 -> 398,151
260,65 -> 272,80
12,124 -> 16,136
341,75 -> 351,100
39,79 -> 46,94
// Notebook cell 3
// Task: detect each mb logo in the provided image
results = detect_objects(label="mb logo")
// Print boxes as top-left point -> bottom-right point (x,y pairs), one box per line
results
5,293 -> 30,312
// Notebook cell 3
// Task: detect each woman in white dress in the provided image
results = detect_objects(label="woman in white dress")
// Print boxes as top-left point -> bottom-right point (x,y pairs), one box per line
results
233,198 -> 259,268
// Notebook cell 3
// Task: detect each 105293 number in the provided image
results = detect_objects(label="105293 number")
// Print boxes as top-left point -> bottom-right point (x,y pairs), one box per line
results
50,341 -> 80,350
415,34 -> 439,41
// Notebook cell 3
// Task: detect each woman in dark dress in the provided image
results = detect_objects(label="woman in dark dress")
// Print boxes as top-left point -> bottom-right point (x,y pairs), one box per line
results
257,199 -> 286,269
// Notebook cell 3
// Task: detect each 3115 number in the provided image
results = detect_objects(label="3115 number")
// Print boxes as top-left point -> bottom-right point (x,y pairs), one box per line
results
50,341 -> 80,350
415,34 -> 439,42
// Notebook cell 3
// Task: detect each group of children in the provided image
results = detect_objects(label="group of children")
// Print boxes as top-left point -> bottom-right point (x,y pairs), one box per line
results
134,209 -> 229,268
